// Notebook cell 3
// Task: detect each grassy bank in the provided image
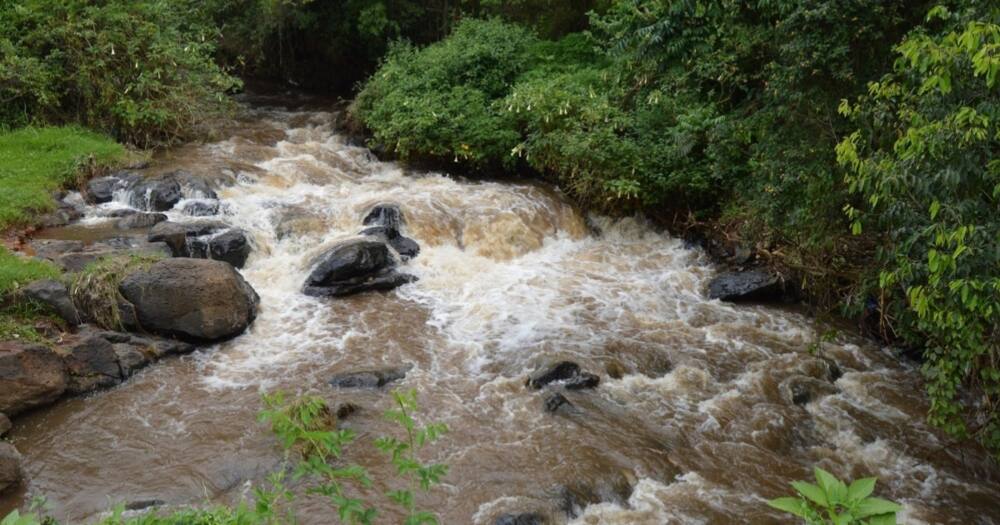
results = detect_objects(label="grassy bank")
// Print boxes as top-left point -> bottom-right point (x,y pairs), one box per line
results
0,126 -> 125,229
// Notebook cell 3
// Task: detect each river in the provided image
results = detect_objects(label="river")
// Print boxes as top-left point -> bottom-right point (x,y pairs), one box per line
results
2,90 -> 998,524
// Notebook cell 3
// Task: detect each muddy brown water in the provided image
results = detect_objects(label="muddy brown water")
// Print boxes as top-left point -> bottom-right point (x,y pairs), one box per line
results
2,92 -> 999,524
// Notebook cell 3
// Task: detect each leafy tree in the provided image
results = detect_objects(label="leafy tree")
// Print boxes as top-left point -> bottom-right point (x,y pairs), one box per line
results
837,3 -> 1000,454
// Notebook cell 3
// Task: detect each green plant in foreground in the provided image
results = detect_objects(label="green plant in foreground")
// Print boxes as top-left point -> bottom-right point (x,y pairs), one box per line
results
258,389 -> 449,524
768,467 -> 902,525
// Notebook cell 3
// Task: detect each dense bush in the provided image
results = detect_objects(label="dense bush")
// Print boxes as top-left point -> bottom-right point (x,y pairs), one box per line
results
0,0 -> 240,146
837,4 -> 1000,452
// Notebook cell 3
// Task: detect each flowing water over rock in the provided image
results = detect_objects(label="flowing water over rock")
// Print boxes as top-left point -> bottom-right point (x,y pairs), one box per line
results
3,93 -> 999,524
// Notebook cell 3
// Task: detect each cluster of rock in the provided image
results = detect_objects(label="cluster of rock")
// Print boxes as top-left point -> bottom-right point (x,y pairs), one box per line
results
303,203 -> 419,297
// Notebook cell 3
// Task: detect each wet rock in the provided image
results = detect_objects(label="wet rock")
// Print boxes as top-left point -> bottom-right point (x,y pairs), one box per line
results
362,203 -> 405,231
22,279 -> 80,326
556,475 -> 634,519
125,175 -> 182,211
181,199 -> 220,217
707,269 -> 783,302
116,212 -> 167,230
359,226 -> 421,261
0,413 -> 10,437
527,361 -> 599,390
0,342 -> 68,416
0,442 -> 23,494
495,513 -> 545,525
605,361 -> 626,380
329,366 -> 410,389
779,375 -> 839,406
124,499 -> 166,511
119,258 -> 259,342
303,239 -> 416,297
148,220 -> 227,257
113,344 -> 150,377
37,199 -> 84,228
74,328 -> 194,377
85,173 -> 136,204
543,393 -> 573,414
190,228 -> 252,269
335,402 -> 361,420
30,238 -> 171,273
62,335 -> 123,394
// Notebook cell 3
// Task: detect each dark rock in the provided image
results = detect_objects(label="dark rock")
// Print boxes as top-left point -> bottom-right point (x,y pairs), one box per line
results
0,342 -> 68,416
329,366 -> 410,389
565,373 -> 600,390
362,203 -> 405,231
209,229 -> 251,269
22,279 -> 80,325
148,220 -> 227,257
85,174 -> 136,204
360,226 -> 420,261
335,402 -> 360,420
125,176 -> 181,211
62,336 -> 123,394
0,442 -> 23,494
543,393 -> 573,414
556,475 -> 634,519
707,269 -> 783,302
303,239 -> 416,297
116,212 -> 167,230
37,200 -> 84,228
124,499 -> 166,511
181,199 -> 220,217
119,258 -> 259,342
104,208 -> 139,218
0,413 -> 10,437
170,170 -> 218,200
496,513 -> 545,525
527,361 -> 599,390
28,239 -> 83,261
112,344 -> 150,377
779,375 -> 839,406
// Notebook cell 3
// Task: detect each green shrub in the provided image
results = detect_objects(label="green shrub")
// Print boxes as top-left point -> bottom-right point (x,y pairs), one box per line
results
837,4 -> 1000,454
0,126 -> 125,229
0,0 -> 241,146
768,467 -> 901,525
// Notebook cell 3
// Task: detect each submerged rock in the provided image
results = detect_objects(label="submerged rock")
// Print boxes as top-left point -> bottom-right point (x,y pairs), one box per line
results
556,474 -> 635,519
303,239 -> 416,297
543,393 -> 574,414
22,279 -> 80,325
527,361 -> 599,391
0,442 -> 23,495
0,342 -> 68,416
116,212 -> 167,230
707,269 -> 783,302
181,199 -> 220,217
329,366 -> 410,389
495,513 -> 545,525
779,375 -> 838,406
119,258 -> 259,342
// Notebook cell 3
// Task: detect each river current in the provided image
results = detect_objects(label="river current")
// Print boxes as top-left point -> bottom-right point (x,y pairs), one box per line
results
2,92 -> 998,524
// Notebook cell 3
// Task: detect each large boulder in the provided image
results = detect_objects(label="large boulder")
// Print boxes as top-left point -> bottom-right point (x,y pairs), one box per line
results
0,442 -> 23,494
303,239 -> 416,297
707,269 -> 783,302
0,342 -> 68,416
22,279 -> 80,325
62,335 -> 123,394
119,258 -> 259,342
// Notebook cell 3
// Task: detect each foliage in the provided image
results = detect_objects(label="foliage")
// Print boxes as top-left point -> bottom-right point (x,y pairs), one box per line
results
70,254 -> 163,331
768,467 -> 901,525
837,3 -> 1000,454
258,389 -> 449,524
0,0 -> 241,146
0,126 -> 125,229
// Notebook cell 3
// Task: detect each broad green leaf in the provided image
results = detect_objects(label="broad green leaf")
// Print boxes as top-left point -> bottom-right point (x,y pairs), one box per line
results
814,468 -> 847,505
847,477 -> 877,502
856,497 -> 903,518
767,497 -> 809,518
791,481 -> 828,507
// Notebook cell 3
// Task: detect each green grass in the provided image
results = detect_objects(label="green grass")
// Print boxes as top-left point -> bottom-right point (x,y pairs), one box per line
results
0,125 -> 125,229
0,246 -> 59,296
